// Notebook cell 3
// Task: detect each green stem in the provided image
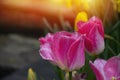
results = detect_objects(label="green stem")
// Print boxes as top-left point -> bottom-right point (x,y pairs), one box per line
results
69,72 -> 72,80
65,71 -> 72,80
93,54 -> 99,60
56,67 -> 65,80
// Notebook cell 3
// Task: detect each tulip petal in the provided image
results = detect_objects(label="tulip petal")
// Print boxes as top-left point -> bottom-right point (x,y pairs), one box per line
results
77,21 -> 94,35
87,24 -> 105,54
104,56 -> 120,80
39,40 -> 54,61
84,37 -> 93,53
67,36 -> 85,71
90,59 -> 106,80
89,16 -> 104,37
39,33 -> 58,64
39,33 -> 53,44
52,31 -> 76,70
77,16 -> 104,37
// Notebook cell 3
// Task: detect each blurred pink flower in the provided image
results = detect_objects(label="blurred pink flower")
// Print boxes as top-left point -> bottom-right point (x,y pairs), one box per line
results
77,16 -> 105,55
39,31 -> 85,71
90,56 -> 120,80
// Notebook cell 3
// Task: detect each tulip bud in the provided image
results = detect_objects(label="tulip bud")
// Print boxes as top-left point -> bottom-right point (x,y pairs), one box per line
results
77,16 -> 105,55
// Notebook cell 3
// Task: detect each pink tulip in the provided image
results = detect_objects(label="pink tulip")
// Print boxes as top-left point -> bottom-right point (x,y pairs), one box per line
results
39,31 -> 85,71
77,16 -> 105,55
90,56 -> 120,80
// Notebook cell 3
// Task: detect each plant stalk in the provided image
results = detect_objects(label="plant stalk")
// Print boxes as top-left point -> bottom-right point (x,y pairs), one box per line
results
69,72 -> 72,80
66,71 -> 72,80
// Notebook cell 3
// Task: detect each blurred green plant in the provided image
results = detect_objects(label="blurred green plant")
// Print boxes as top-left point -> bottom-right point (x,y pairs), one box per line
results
28,68 -> 37,80
42,14 -> 73,34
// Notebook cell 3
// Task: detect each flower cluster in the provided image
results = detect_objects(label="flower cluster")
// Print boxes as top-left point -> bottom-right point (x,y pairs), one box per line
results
39,15 -> 120,80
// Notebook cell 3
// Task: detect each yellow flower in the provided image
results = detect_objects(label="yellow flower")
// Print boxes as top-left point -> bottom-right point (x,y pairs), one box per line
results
74,11 -> 88,30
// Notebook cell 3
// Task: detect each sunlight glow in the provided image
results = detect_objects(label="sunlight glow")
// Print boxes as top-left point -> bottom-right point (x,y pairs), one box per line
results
0,0 -> 115,26
65,0 -> 72,8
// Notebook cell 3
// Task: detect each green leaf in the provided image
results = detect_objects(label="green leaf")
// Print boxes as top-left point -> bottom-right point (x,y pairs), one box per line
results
105,34 -> 120,47
118,53 -> 120,57
55,66 -> 65,80
108,21 -> 120,34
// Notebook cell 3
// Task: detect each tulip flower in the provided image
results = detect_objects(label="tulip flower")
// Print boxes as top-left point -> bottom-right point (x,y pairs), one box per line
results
39,31 -> 85,71
77,16 -> 105,55
90,56 -> 120,80
74,11 -> 88,31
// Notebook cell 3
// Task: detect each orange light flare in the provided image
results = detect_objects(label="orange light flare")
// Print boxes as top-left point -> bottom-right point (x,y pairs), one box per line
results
0,0 -> 76,29
0,0 -> 75,17
0,0 -> 116,17
91,0 -> 117,25
0,0 -> 117,29
71,0 -> 116,22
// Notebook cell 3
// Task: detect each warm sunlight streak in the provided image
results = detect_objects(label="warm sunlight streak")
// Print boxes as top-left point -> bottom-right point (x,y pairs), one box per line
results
0,0 -> 116,28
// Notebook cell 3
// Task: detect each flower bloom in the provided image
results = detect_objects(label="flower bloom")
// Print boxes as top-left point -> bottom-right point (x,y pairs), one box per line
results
90,56 -> 120,80
77,16 -> 105,55
74,11 -> 88,31
39,31 -> 85,71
